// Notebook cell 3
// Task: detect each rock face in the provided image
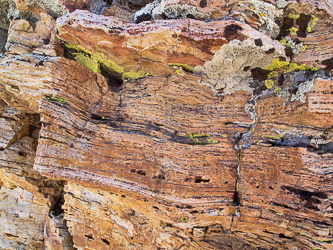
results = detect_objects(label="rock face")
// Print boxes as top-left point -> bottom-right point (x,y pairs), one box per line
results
0,0 -> 333,249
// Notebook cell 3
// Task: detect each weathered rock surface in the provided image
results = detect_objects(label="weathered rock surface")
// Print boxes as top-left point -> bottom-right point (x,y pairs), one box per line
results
0,0 -> 333,249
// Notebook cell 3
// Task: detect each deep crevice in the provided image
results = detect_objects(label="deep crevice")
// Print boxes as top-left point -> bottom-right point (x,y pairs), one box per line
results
99,63 -> 124,92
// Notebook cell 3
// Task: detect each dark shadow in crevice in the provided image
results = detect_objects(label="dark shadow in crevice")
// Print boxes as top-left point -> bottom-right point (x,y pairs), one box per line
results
297,14 -> 312,38
0,28 -> 8,56
233,191 -> 240,206
99,63 -> 124,92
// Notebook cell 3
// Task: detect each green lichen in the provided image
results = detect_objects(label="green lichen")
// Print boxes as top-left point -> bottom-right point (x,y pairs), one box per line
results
180,217 -> 188,223
262,134 -> 282,140
280,38 -> 289,47
300,233 -> 333,243
44,94 -> 67,105
267,71 -> 279,79
307,16 -> 318,33
65,42 -> 124,74
176,68 -> 184,76
168,63 -> 194,72
288,13 -> 299,19
288,27 -> 298,35
73,53 -> 100,73
177,132 -> 218,145
65,42 -> 156,82
265,59 -> 319,74
265,80 -> 274,89
280,36 -> 307,54
122,69 -> 152,82
207,138 -> 218,144
274,87 -> 280,94
266,208 -> 283,215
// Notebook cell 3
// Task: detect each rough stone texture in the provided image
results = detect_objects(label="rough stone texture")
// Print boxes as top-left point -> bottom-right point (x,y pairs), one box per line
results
0,0 -> 333,249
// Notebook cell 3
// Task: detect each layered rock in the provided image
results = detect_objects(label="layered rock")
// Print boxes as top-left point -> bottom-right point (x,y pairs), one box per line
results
0,0 -> 333,249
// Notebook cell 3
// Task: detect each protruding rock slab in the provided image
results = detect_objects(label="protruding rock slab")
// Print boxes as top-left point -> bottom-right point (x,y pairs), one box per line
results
57,10 -> 286,76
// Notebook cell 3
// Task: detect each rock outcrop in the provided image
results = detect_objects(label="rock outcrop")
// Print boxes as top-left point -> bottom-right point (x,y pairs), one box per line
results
0,0 -> 333,249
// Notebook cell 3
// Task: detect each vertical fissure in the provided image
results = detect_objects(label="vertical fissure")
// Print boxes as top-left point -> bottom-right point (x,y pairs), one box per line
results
47,182 -> 77,250
233,147 -> 242,218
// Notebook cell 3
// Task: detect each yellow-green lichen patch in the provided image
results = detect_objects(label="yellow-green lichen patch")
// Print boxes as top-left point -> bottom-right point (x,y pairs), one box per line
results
64,42 -> 124,74
73,53 -> 100,73
180,217 -> 188,223
266,208 -> 283,216
280,36 -> 307,54
121,69 -> 152,82
265,58 -> 289,71
267,71 -> 278,79
274,87 -> 280,94
168,63 -> 194,72
300,232 -> 333,243
288,27 -> 298,35
280,38 -> 289,47
262,134 -> 282,140
307,16 -> 318,33
288,13 -> 299,19
177,132 -> 218,145
265,80 -> 274,89
265,58 -> 319,74
176,68 -> 184,76
43,94 -> 67,105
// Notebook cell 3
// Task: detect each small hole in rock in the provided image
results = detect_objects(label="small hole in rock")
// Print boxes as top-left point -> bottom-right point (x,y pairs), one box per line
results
279,233 -> 293,239
224,24 -> 243,37
255,38 -> 263,47
18,151 -> 27,157
85,235 -> 94,241
265,48 -> 275,55
199,0 -> 207,8
136,170 -> 146,176
102,238 -> 110,245
195,176 -> 210,183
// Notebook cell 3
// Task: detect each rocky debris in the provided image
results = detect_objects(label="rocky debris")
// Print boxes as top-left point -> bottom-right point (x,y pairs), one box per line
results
0,0 -> 333,249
